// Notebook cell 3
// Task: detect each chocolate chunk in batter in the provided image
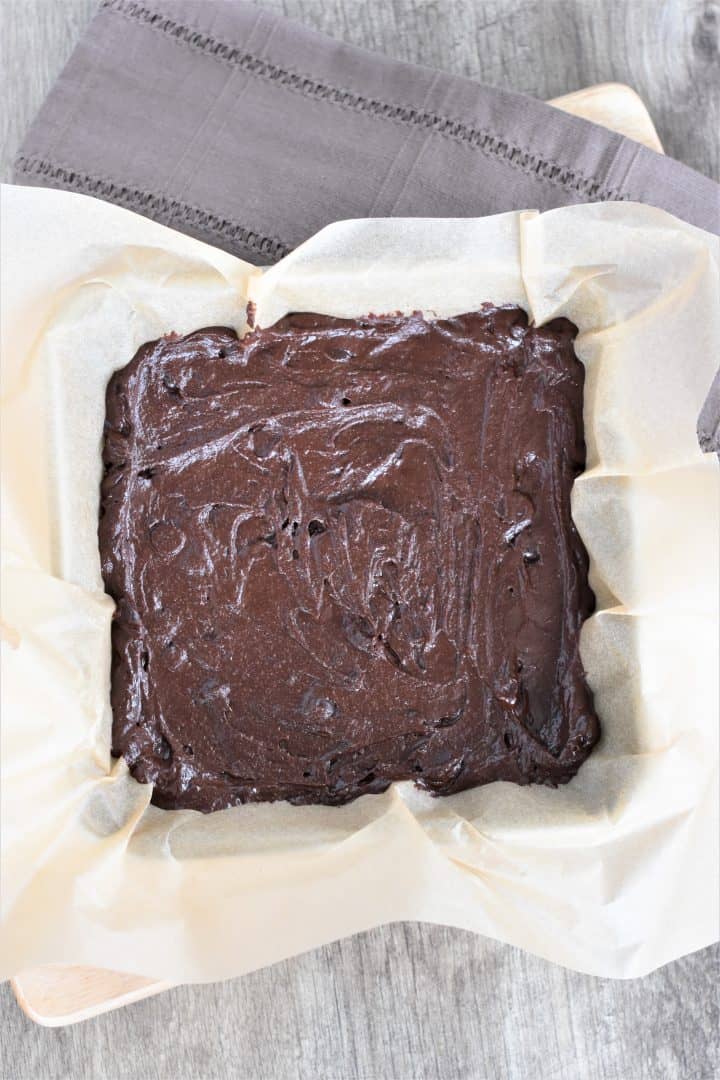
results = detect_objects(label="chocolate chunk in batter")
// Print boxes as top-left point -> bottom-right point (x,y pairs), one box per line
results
100,307 -> 599,812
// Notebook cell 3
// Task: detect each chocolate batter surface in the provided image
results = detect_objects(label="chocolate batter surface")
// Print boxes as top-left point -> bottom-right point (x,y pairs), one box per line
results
100,307 -> 599,811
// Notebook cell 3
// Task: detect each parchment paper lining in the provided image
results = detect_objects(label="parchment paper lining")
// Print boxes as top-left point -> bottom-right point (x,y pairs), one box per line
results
1,187 -> 717,980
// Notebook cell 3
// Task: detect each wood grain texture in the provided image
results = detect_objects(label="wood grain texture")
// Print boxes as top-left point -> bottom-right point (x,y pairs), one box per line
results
3,928 -> 720,1080
2,1 -> 719,1077
11,968 -> 174,1027
0,0 -> 98,180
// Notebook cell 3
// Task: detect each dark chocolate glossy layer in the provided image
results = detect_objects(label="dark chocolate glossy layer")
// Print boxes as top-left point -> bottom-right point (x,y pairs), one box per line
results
100,307 -> 599,811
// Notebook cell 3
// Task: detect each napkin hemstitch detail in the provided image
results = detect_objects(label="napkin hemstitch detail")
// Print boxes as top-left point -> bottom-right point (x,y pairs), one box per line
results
13,155 -> 291,261
99,0 -> 627,204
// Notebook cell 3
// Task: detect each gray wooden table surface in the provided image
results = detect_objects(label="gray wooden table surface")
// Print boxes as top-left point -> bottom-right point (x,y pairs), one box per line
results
1,2 -> 718,1078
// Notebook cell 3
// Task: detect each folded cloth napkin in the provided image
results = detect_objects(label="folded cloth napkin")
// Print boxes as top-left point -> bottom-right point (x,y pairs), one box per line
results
13,0 -> 720,444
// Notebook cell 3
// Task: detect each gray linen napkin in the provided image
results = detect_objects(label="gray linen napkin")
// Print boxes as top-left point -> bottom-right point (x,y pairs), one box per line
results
14,0 -> 720,445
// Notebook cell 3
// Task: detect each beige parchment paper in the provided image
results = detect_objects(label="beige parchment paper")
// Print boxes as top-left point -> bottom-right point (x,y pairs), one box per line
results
1,185 -> 718,980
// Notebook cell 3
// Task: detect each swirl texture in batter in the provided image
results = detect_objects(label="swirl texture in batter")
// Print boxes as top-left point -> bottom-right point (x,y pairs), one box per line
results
100,307 -> 599,811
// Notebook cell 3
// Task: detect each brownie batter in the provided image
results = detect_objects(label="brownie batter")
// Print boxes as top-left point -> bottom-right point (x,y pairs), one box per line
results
100,307 -> 599,812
